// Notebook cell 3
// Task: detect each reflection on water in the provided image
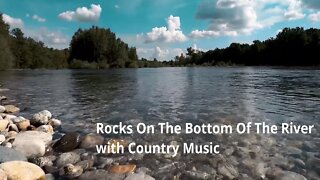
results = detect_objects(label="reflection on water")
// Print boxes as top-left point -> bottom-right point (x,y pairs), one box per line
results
0,67 -> 319,178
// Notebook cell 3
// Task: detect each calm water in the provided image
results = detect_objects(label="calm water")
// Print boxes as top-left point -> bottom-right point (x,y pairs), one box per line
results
1,67 -> 320,178
0,68 -> 319,132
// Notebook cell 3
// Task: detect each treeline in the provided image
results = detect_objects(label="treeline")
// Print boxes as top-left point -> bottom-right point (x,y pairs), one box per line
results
173,27 -> 320,66
0,15 -> 69,70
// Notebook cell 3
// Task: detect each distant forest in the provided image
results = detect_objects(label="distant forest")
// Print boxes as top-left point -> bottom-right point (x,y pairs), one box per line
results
1,14 -> 320,70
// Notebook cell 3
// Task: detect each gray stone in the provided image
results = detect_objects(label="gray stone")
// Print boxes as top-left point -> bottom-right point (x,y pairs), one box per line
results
80,133 -> 104,150
0,146 -> 27,163
125,173 -> 155,180
0,105 -> 5,113
31,110 -> 52,126
56,152 -> 81,167
276,171 -> 307,180
79,170 -> 125,180
184,171 -> 210,180
59,164 -> 83,178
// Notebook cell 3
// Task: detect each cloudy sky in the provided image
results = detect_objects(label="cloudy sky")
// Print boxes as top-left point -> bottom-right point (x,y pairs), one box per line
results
1,0 -> 320,60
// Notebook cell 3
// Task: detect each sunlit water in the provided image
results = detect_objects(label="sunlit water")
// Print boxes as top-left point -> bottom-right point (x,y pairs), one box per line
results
0,67 -> 319,178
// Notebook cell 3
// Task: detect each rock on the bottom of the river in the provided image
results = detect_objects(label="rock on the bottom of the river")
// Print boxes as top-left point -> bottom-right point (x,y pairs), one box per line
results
78,170 -> 125,180
4,105 -> 20,113
275,171 -> 307,180
125,173 -> 155,180
0,161 -> 45,180
80,133 -> 104,150
59,164 -> 83,178
55,152 -> 81,167
0,146 -> 27,163
53,132 -> 81,152
0,169 -> 7,180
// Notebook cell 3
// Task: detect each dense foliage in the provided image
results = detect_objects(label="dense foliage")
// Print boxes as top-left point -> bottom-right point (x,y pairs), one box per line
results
69,27 -> 139,68
0,14 -> 69,69
174,27 -> 320,66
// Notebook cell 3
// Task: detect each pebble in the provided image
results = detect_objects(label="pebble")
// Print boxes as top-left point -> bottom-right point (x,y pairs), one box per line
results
0,169 -> 7,180
59,164 -> 83,178
0,120 -> 9,132
4,105 -> 20,113
16,119 -> 30,131
276,171 -> 307,180
184,171 -> 210,180
125,173 -> 155,180
0,134 -> 5,144
31,110 -> 52,126
110,164 -> 136,174
80,133 -> 104,150
79,170 -> 125,180
49,118 -> 61,129
0,146 -> 27,163
53,132 -> 81,152
56,152 -> 81,167
13,138 -> 46,158
36,125 -> 54,135
0,161 -> 45,180
0,105 -> 5,113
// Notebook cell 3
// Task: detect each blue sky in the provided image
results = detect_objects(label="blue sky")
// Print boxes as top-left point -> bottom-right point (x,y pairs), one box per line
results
1,0 -> 320,60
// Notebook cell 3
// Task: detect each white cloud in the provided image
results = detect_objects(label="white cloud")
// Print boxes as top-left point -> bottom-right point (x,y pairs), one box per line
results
284,0 -> 305,20
308,12 -> 320,22
140,15 -> 187,43
2,14 -> 24,29
29,28 -> 69,49
58,4 -> 102,22
32,15 -> 46,22
137,46 -> 184,60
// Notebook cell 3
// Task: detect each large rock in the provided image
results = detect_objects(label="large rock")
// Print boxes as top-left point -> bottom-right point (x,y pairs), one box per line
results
80,133 -> 104,150
12,131 -> 52,158
0,169 -> 7,180
31,110 -> 52,126
0,161 -> 45,180
276,171 -> 307,180
53,132 -> 81,152
55,152 -> 81,167
125,173 -> 155,180
14,131 -> 52,145
0,147 -> 27,163
0,105 -> 5,113
4,105 -> 20,113
16,119 -> 31,131
0,120 -> 9,131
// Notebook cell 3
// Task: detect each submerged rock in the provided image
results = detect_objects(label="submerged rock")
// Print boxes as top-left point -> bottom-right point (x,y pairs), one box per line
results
53,132 -> 81,152
80,133 -> 104,150
4,105 -> 20,113
79,170 -> 125,180
276,171 -> 307,180
56,152 -> 81,167
125,173 -> 155,180
110,164 -> 137,174
0,146 -> 27,163
0,161 -> 45,180
59,164 -> 83,178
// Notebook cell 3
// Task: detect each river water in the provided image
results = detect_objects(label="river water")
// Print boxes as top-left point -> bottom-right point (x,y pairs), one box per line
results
0,67 -> 319,179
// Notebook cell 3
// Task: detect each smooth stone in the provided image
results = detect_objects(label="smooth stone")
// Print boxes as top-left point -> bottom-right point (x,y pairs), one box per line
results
49,118 -> 61,129
0,120 -> 9,131
0,169 -> 7,180
80,133 -> 104,150
0,134 -> 5,144
11,116 -> 25,124
302,141 -> 317,152
4,105 -> 20,113
3,114 -> 16,121
45,174 -> 55,180
8,124 -> 19,132
0,161 -> 45,180
13,138 -> 46,158
0,105 -> 5,113
16,119 -> 30,131
29,156 -> 55,167
0,146 -> 27,163
217,162 -> 239,179
276,171 -> 307,180
0,96 -> 6,101
79,170 -> 125,180
125,173 -> 155,180
36,125 -> 54,135
43,165 -> 59,174
53,132 -> 81,152
3,142 -> 12,148
14,131 -> 52,145
56,152 -> 81,167
59,164 -> 83,178
31,110 -> 52,126
110,164 -> 136,174
75,160 -> 94,171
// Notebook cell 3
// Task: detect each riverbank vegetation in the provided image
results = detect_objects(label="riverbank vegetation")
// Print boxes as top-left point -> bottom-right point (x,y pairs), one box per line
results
1,14 -> 320,70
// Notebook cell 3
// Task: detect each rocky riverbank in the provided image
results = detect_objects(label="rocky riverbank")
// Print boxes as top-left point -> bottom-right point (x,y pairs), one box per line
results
0,88 -> 319,180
